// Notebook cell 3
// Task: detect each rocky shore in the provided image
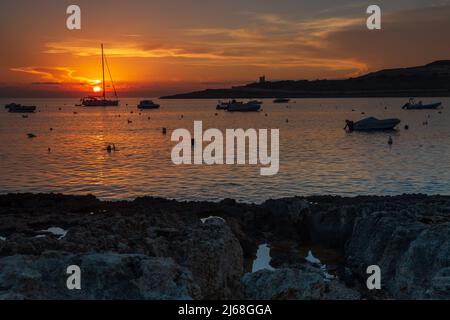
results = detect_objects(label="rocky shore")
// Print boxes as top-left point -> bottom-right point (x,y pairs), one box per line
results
0,193 -> 449,300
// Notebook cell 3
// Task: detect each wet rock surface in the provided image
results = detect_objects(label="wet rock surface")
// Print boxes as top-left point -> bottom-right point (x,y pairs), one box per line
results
0,193 -> 449,299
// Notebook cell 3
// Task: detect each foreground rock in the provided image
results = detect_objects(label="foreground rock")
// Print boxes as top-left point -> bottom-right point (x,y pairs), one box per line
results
242,265 -> 360,300
1,193 -> 450,299
0,252 -> 201,300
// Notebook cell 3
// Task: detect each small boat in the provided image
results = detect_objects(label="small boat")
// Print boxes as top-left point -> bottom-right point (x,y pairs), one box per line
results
402,98 -> 442,110
273,98 -> 290,103
345,117 -> 401,132
5,103 -> 36,113
227,101 -> 261,112
81,44 -> 119,107
138,100 -> 160,109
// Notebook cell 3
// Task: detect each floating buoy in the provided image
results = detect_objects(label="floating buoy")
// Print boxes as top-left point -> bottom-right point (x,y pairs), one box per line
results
265,113 -> 268,117
162,127 -> 167,134
286,119 -> 289,123
215,113 -> 218,116
48,147 -> 51,153
361,112 -> 365,115
127,119 -> 132,124
388,136 -> 393,145
73,111 -> 77,114
148,116 -> 151,120
130,111 -> 133,114
50,128 -> 53,131
27,133 -> 36,138
181,115 -> 184,119
404,125 -> 409,130
58,107 -> 62,110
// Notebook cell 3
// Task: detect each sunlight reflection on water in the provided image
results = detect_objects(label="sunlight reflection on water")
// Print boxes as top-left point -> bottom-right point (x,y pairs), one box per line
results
0,97 -> 449,202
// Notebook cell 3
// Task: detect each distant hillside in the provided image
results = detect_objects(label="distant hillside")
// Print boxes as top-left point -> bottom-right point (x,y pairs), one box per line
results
161,60 -> 450,99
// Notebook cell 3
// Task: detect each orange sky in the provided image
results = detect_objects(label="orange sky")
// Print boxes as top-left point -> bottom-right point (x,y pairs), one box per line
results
1,0 -> 450,97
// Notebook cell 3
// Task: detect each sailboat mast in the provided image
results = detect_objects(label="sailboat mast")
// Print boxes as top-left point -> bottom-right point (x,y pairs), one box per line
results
101,44 -> 106,99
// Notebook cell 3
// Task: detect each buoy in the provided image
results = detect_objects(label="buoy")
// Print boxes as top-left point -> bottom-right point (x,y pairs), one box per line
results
127,119 -> 132,124
27,133 -> 36,138
286,119 -> 289,123
50,128 -> 53,131
265,113 -> 268,116
48,148 -> 51,153
73,111 -> 77,114
388,136 -> 393,145
361,112 -> 365,115
215,113 -> 218,116
106,145 -> 112,152
181,115 -> 184,119
130,111 -> 133,114
162,128 -> 167,134
58,107 -> 62,110
404,125 -> 409,130
148,117 -> 151,120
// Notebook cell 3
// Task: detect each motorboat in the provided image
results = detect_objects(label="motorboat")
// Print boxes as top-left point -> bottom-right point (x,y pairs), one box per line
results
402,98 -> 442,110
81,44 -> 119,107
138,100 -> 160,109
273,98 -> 290,103
227,101 -> 261,112
345,117 -> 401,131
5,103 -> 36,113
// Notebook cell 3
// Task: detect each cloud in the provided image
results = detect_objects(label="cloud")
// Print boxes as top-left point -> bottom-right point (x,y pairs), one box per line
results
10,66 -> 99,85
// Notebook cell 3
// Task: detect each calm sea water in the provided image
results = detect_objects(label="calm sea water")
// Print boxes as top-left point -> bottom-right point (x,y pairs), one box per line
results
0,97 -> 449,202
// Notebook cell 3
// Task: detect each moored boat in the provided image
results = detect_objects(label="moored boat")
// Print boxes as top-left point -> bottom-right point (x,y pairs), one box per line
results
81,44 -> 119,107
138,100 -> 160,109
227,101 -> 261,112
402,98 -> 442,110
345,117 -> 401,131
273,98 -> 290,103
5,103 -> 36,113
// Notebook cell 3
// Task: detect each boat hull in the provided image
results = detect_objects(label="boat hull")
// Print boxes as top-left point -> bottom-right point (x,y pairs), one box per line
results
5,104 -> 36,113
402,102 -> 442,110
82,99 -> 119,107
347,117 -> 401,131
227,103 -> 261,112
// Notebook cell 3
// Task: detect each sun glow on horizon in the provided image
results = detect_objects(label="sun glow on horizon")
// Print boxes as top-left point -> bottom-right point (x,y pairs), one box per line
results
93,86 -> 101,93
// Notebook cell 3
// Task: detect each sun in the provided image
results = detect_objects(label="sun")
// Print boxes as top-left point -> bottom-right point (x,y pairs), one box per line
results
93,86 -> 102,93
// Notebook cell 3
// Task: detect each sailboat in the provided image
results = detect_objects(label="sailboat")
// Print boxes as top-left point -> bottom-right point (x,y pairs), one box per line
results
81,44 -> 119,107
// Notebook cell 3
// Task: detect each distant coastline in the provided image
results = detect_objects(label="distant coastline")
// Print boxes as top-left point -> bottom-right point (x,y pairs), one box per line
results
161,60 -> 450,99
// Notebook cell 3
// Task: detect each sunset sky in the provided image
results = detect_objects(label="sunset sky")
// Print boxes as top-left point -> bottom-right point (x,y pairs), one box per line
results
1,0 -> 450,97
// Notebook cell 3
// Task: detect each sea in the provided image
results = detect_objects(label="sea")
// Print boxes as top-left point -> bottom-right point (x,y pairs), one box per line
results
0,97 -> 449,203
